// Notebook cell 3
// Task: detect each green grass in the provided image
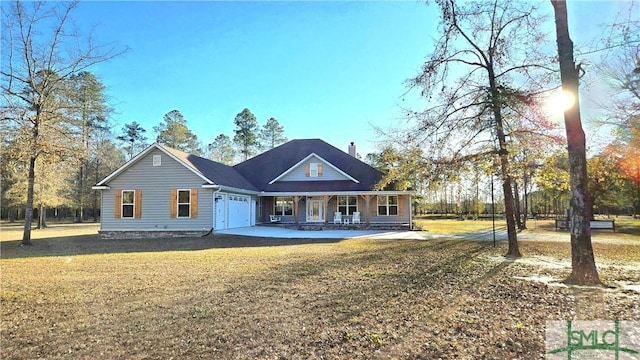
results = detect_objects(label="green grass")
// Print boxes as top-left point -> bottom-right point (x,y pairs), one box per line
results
416,216 -> 640,237
1,222 -> 639,359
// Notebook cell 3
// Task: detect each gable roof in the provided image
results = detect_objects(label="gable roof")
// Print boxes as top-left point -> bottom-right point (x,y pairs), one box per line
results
234,139 -> 383,192
96,139 -> 385,194
268,152 -> 359,184
160,145 -> 258,191
95,143 -> 258,192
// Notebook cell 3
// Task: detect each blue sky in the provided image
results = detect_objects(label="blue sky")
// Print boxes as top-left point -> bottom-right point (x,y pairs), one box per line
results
77,1 -> 438,157
72,1 -> 634,157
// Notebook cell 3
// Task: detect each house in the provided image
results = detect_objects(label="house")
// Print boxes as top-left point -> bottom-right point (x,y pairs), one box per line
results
93,139 -> 413,238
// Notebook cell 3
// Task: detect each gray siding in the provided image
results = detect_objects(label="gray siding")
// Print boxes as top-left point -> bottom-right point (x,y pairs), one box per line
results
100,148 -> 214,232
279,156 -> 351,182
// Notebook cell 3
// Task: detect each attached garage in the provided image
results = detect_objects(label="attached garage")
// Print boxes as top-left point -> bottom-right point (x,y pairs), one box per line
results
215,193 -> 252,230
228,194 -> 251,228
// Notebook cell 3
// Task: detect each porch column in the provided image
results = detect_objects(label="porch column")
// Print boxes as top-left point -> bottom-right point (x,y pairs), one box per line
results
323,195 -> 331,224
362,195 -> 371,225
293,196 -> 301,225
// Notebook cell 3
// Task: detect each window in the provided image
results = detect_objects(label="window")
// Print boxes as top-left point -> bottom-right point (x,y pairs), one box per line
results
306,162 -> 322,177
177,190 -> 191,218
378,195 -> 398,216
122,190 -> 135,218
274,197 -> 293,216
338,195 -> 358,215
309,163 -> 319,177
153,155 -> 161,166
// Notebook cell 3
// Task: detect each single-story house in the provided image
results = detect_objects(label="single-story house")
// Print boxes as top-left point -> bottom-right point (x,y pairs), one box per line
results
93,139 -> 413,238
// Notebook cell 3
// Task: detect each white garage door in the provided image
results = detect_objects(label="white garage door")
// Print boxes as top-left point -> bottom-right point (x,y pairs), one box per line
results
228,194 -> 251,229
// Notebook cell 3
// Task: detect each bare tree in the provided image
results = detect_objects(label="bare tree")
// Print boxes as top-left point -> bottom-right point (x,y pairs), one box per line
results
1,1 -> 126,245
550,0 -> 601,285
388,0 -> 554,257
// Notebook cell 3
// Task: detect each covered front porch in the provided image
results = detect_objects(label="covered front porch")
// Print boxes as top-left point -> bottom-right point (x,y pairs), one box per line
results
257,192 -> 412,229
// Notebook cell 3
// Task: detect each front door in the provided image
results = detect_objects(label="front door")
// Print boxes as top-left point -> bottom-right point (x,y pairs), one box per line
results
307,199 -> 324,222
215,195 -> 226,230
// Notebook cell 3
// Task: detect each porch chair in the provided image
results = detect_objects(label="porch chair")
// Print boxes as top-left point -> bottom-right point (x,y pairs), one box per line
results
269,215 -> 282,223
333,212 -> 342,224
352,212 -> 361,224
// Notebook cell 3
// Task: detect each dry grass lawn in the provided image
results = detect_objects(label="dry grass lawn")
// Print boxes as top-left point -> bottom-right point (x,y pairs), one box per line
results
1,221 -> 639,359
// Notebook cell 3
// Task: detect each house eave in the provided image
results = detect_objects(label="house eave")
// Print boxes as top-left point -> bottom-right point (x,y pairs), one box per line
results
91,185 -> 111,190
260,190 -> 413,197
201,184 -> 221,189
217,185 -> 260,196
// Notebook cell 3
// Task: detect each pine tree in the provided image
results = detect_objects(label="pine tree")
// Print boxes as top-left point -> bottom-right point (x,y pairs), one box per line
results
233,108 -> 259,161
153,110 -> 202,155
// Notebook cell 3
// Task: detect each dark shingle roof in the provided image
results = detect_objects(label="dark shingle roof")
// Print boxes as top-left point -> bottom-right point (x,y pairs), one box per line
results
233,139 -> 383,192
161,145 -> 258,191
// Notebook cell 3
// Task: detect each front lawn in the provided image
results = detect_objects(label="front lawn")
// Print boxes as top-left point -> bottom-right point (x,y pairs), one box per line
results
1,225 -> 639,359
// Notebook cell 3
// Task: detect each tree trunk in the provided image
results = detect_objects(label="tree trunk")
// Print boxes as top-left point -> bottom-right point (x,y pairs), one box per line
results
93,158 -> 100,222
22,156 -> 36,246
551,0 -> 601,286
500,162 -> 521,258
38,203 -> 47,229
513,179 -> 525,229
523,169 -> 529,228
488,70 -> 521,258
78,163 -> 84,222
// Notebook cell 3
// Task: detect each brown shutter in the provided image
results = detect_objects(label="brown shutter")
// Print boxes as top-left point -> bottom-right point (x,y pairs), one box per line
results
305,163 -> 310,177
398,195 -> 404,216
190,189 -> 198,218
170,189 -> 177,218
134,190 -> 142,219
114,190 -> 121,218
318,163 -> 323,177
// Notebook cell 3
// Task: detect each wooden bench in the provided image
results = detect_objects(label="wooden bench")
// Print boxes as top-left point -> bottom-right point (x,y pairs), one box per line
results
555,219 -> 615,232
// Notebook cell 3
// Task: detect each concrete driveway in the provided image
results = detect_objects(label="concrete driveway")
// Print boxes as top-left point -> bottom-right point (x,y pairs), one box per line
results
215,226 -> 428,240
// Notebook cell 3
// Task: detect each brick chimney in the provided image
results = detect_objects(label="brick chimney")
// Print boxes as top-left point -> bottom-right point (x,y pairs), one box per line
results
348,142 -> 356,157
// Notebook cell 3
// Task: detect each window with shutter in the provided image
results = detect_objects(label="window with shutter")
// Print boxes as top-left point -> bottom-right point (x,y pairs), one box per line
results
177,189 -> 191,218
121,190 -> 135,218
309,162 -> 319,177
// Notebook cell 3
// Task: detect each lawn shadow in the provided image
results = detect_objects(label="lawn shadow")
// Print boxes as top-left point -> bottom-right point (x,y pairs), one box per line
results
254,239 -> 499,320
457,226 -> 509,241
0,233 -> 344,259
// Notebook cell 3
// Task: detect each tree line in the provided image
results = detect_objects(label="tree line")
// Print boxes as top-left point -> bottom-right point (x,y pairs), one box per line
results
1,90 -> 288,225
118,107 -> 287,164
